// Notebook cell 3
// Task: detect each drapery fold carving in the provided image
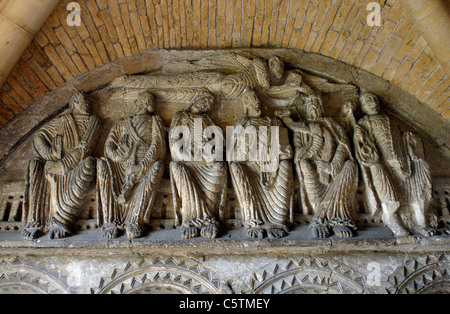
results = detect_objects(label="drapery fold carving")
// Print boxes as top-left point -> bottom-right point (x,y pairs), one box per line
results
19,53 -> 442,240
23,91 -> 102,239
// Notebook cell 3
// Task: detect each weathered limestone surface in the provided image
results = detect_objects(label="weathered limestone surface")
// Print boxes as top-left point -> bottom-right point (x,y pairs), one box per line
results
1,0 -> 449,131
0,230 -> 448,294
0,50 -> 448,294
1,50 -> 449,170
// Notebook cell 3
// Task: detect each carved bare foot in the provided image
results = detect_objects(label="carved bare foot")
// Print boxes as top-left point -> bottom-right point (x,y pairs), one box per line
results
333,226 -> 354,238
313,225 -> 330,239
23,228 -> 43,240
247,228 -> 266,239
393,229 -> 410,237
49,226 -> 70,239
201,223 -> 219,239
416,227 -> 437,237
267,228 -> 287,239
445,226 -> 450,235
181,226 -> 199,239
102,224 -> 119,239
383,214 -> 410,237
126,225 -> 143,239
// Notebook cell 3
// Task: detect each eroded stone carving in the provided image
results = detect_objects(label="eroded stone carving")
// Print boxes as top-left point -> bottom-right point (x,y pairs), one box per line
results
23,91 -> 102,239
110,52 -> 311,106
279,94 -> 358,238
169,93 -> 228,239
93,256 -> 232,294
342,93 -> 436,237
229,90 -> 294,239
7,51 -> 445,244
97,92 -> 166,239
386,254 -> 450,294
239,258 -> 367,294
0,257 -> 70,294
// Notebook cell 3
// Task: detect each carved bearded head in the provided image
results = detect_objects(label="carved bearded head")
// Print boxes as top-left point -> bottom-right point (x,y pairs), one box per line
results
69,91 -> 91,115
135,92 -> 156,114
268,56 -> 285,80
360,93 -> 381,116
305,94 -> 324,120
243,89 -> 262,118
189,92 -> 215,114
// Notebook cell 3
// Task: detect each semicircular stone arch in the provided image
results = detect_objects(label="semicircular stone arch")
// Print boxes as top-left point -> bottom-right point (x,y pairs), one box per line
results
93,256 -> 233,294
239,258 -> 367,294
0,257 -> 70,294
386,253 -> 450,294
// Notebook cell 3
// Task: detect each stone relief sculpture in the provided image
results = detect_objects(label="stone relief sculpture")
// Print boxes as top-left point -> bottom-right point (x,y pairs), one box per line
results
11,52 -> 444,244
97,92 -> 166,239
342,93 -> 436,237
278,94 -> 358,238
23,91 -> 102,239
229,89 -> 294,239
110,53 -> 312,106
169,92 -> 228,239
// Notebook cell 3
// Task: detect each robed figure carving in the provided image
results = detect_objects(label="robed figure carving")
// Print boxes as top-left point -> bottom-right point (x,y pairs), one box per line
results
229,90 -> 294,239
342,93 -> 436,237
169,93 -> 228,239
97,92 -> 166,239
23,91 -> 102,239
279,94 -> 359,238
110,53 -> 311,106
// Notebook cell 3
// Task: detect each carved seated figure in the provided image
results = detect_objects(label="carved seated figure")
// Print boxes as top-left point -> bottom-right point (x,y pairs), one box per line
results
169,93 -> 228,240
279,94 -> 358,238
229,89 -> 294,239
23,91 -> 102,240
97,92 -> 166,239
342,93 -> 436,237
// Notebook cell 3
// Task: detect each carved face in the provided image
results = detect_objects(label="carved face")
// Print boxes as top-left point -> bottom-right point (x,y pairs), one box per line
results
136,93 -> 155,114
243,90 -> 262,118
70,92 -> 91,114
190,94 -> 215,114
269,56 -> 284,80
360,94 -> 380,115
305,96 -> 323,120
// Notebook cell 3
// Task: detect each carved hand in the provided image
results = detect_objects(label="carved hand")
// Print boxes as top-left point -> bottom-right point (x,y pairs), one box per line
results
280,145 -> 293,160
274,110 -> 291,119
125,165 -> 143,182
115,135 -> 134,162
51,135 -> 63,160
119,134 -> 131,151
45,161 -> 65,176
316,160 -> 332,175
341,101 -> 357,118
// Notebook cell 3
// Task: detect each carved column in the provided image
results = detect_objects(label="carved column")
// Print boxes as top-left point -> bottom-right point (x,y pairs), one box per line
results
0,0 -> 59,88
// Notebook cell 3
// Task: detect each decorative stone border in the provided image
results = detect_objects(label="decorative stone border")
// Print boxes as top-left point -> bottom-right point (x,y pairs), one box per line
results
93,256 -> 232,294
386,253 -> 450,294
0,256 -> 70,294
237,258 -> 367,294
